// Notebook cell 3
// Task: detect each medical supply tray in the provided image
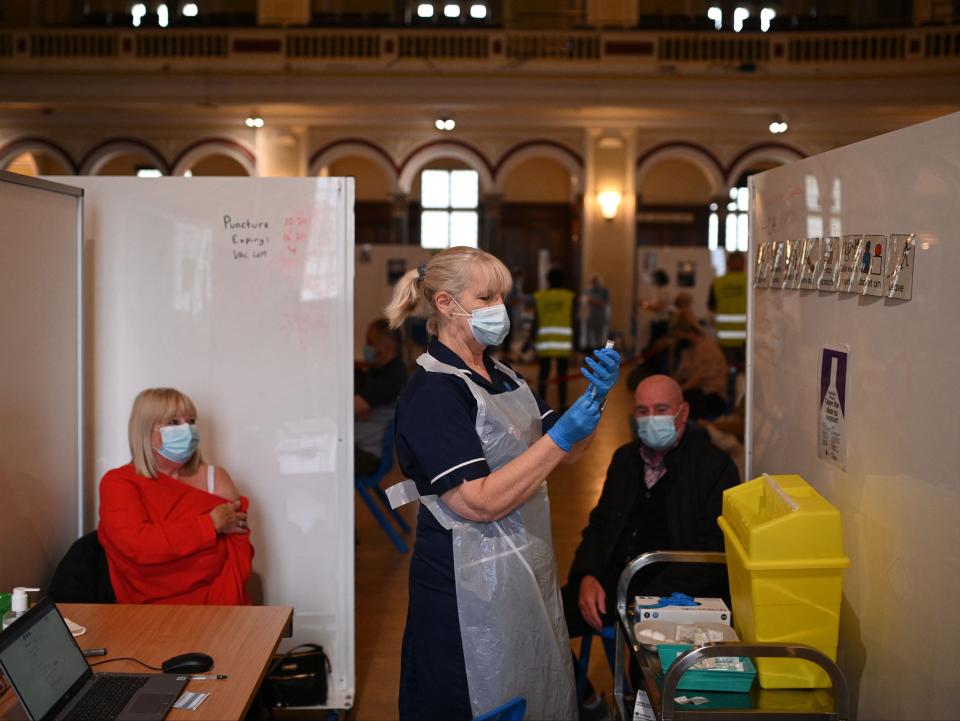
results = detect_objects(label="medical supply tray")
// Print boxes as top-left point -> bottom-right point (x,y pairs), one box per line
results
612,551 -> 851,721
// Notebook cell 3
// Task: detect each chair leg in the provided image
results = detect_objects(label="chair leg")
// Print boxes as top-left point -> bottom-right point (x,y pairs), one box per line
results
373,483 -> 411,533
600,627 -> 629,697
575,633 -> 593,706
355,483 -> 408,553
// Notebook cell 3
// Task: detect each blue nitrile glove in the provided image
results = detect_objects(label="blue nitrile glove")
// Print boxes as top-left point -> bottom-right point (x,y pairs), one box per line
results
546,392 -> 602,452
581,347 -> 621,400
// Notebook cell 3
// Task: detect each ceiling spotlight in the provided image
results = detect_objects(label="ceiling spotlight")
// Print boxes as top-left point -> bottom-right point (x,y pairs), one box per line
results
182,3 -> 199,17
469,4 -> 487,19
435,117 -> 455,131
443,4 -> 461,18
417,3 -> 434,18
768,115 -> 788,134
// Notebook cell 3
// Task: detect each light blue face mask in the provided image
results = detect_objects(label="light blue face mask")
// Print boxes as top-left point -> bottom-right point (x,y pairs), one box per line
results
362,344 -> 376,364
158,423 -> 200,463
452,298 -> 511,347
636,411 -> 680,450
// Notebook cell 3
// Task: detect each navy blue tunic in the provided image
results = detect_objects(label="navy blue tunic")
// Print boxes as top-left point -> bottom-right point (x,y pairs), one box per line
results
396,340 -> 557,720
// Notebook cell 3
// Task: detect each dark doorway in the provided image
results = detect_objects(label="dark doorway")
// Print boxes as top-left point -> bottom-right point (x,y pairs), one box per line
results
495,202 -> 580,292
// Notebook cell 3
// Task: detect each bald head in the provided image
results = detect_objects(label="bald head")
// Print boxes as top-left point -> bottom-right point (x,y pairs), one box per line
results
634,374 -> 688,422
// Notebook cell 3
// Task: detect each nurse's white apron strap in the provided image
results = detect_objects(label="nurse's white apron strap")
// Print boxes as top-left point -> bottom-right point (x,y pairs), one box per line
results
386,479 -> 457,531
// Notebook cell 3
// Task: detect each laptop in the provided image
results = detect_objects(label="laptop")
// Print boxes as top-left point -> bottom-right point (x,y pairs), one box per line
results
0,597 -> 186,721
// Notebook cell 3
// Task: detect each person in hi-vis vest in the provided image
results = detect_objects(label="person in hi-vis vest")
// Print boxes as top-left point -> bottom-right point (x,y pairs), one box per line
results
534,267 -> 576,409
708,251 -> 747,363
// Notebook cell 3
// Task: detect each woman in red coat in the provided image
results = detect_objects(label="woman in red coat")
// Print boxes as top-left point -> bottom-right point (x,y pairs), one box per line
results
98,388 -> 254,605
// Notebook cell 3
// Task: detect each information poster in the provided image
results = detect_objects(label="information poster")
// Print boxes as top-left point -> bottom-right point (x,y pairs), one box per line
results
817,236 -> 840,291
769,239 -> 786,288
838,234 -> 863,293
818,346 -> 849,469
784,238 -> 802,288
885,233 -> 916,301
856,235 -> 886,297
798,237 -> 820,290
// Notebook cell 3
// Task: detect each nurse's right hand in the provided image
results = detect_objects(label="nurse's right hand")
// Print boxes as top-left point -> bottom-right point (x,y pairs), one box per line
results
546,392 -> 601,452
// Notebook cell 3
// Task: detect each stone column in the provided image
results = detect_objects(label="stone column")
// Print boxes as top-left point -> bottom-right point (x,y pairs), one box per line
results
391,192 -> 410,245
581,128 -> 636,337
481,192 -> 502,254
254,126 -> 306,177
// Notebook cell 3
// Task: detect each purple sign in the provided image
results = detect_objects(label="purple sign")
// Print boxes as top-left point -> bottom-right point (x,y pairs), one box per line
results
819,347 -> 849,468
819,349 -> 847,415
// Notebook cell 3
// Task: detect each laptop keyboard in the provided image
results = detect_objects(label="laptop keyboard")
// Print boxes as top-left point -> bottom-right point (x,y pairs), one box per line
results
62,675 -> 150,721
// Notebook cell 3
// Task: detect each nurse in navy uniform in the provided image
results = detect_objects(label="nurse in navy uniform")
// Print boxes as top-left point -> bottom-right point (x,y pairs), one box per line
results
384,247 -> 621,720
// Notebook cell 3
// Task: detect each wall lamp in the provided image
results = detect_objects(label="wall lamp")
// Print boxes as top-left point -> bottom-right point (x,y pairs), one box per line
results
597,191 -> 622,220
245,115 -> 264,128
435,117 -> 456,131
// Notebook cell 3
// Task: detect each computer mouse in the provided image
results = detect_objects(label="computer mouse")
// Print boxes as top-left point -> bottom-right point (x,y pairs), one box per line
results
161,652 -> 214,674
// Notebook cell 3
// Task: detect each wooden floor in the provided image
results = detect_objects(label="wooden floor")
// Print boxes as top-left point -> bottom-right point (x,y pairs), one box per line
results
353,368 -> 633,720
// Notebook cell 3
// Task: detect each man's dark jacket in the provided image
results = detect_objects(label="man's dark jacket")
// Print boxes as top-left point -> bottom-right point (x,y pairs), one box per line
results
568,423 -> 740,597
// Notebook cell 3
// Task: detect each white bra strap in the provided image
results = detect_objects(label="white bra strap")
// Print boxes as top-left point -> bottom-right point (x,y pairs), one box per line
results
207,464 -> 216,494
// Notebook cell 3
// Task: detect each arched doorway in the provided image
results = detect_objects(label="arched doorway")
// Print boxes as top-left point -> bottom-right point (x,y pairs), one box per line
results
496,154 -> 580,294
2,150 -> 72,176
328,155 -> 396,245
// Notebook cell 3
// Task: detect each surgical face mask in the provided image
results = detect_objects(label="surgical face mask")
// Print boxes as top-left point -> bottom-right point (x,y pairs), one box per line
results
635,411 -> 680,450
452,298 -> 511,347
157,423 -> 200,463
362,344 -> 376,364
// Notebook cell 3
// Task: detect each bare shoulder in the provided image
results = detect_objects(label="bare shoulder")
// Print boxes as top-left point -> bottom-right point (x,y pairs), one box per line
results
213,466 -> 241,501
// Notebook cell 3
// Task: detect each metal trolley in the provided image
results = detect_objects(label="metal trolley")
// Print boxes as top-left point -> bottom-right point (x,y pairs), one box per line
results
613,551 -> 850,721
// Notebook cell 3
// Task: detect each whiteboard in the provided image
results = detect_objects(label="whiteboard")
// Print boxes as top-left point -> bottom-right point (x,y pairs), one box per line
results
747,112 -> 960,720
67,177 -> 355,709
0,172 -> 82,593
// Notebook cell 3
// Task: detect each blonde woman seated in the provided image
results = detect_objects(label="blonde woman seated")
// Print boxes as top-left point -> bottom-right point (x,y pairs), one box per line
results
98,388 -> 253,604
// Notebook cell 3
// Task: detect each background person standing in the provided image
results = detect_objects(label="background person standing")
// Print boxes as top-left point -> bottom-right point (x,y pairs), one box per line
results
534,266 -> 576,409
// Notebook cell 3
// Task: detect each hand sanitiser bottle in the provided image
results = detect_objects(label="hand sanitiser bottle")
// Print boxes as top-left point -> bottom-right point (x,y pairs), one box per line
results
2,587 -> 40,630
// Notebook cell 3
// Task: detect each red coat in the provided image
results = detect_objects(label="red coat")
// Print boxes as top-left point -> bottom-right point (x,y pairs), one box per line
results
97,464 -> 254,605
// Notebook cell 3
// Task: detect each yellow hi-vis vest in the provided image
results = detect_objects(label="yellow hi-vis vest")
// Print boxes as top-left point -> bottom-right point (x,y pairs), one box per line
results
712,271 -> 747,348
534,288 -> 575,357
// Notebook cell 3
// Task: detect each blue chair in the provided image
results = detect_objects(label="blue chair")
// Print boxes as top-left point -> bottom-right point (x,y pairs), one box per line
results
575,625 -> 618,705
354,425 -> 411,553
474,696 -> 526,721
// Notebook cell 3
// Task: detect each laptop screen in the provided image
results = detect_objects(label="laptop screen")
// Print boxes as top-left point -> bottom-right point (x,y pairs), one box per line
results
0,599 -> 91,720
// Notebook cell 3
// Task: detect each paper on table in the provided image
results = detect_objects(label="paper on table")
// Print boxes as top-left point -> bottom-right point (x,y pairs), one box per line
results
173,691 -> 209,710
64,617 -> 86,637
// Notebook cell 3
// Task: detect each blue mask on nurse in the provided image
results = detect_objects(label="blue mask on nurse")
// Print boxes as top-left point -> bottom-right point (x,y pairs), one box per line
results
158,423 -> 200,463
452,298 -> 511,347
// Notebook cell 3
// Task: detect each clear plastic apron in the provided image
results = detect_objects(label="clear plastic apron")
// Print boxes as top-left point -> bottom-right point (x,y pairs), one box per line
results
388,353 -> 577,720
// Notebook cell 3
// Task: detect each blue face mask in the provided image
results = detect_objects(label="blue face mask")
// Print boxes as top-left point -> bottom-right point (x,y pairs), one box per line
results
158,423 -> 200,463
362,344 -> 376,364
453,298 -> 511,347
636,412 -> 680,450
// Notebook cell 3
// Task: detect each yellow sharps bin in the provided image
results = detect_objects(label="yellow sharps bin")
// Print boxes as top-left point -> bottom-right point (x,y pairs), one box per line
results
717,474 -> 850,689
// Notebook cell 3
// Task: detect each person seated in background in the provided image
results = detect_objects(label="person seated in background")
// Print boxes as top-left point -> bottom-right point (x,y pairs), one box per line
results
672,319 -> 729,419
562,375 -> 739,716
98,387 -> 253,605
669,291 -> 700,333
355,318 -> 406,475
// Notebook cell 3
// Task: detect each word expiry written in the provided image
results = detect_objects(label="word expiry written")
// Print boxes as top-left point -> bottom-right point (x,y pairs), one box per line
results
224,214 -> 271,261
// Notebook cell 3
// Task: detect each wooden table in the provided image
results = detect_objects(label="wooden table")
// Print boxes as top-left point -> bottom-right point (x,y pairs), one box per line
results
0,603 -> 293,721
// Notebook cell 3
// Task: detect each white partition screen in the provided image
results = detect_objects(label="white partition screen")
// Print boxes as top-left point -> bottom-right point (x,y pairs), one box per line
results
0,172 -> 82,593
747,112 -> 960,720
71,177 -> 355,709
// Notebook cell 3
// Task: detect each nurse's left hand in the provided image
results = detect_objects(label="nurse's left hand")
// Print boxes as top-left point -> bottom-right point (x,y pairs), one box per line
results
580,347 -> 621,400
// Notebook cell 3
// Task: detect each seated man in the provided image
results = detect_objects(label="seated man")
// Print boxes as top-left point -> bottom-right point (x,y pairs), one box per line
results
562,374 -> 740,712
355,318 -> 406,476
